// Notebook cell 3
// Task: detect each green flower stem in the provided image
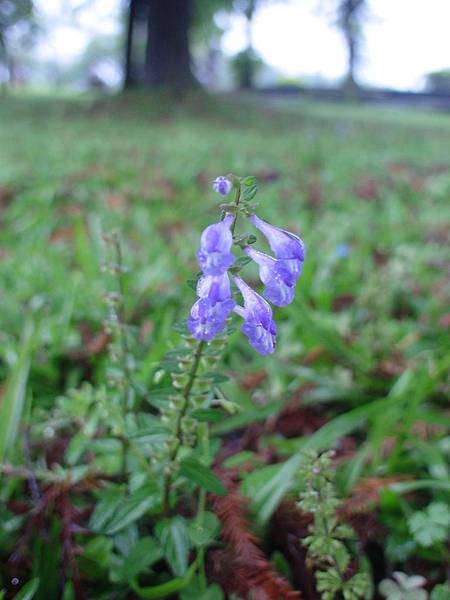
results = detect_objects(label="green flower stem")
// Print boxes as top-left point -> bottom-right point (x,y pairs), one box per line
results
196,422 -> 209,589
197,422 -> 209,519
163,339 -> 206,515
111,234 -> 134,410
230,182 -> 241,236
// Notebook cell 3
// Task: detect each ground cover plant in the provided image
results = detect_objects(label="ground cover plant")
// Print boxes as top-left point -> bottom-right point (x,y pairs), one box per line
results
0,92 -> 449,599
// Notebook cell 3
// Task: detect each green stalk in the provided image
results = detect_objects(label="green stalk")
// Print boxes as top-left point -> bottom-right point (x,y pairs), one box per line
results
162,339 -> 206,515
230,183 -> 241,236
112,235 -> 134,410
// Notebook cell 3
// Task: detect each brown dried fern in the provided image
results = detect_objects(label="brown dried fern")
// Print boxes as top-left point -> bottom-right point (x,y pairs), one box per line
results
211,472 -> 301,600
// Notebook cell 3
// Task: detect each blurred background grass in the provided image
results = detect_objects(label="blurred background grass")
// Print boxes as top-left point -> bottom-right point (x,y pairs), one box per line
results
1,92 -> 449,411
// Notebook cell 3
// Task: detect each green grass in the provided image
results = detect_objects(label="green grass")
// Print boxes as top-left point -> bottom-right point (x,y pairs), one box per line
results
0,91 -> 449,595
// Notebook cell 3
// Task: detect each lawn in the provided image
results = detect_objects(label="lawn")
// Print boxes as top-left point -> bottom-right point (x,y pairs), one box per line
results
0,92 -> 449,599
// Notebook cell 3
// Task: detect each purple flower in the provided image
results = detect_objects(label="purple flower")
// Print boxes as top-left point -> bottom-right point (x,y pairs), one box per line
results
233,276 -> 277,355
249,215 -> 304,280
196,213 -> 235,276
188,273 -> 235,341
212,176 -> 232,196
243,247 -> 295,307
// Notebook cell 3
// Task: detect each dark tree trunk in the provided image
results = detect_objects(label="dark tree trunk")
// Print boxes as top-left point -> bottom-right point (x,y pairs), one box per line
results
144,0 -> 194,88
339,0 -> 365,92
124,0 -> 137,88
345,34 -> 358,89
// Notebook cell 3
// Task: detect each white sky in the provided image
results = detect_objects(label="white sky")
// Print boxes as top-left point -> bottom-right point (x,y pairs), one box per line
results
34,0 -> 450,91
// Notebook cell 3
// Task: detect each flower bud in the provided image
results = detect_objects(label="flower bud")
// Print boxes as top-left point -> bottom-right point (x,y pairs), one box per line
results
212,176 -> 232,196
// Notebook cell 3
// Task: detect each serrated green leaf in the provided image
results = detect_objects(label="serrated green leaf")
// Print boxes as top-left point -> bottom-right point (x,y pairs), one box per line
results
408,502 -> 450,547
242,184 -> 257,201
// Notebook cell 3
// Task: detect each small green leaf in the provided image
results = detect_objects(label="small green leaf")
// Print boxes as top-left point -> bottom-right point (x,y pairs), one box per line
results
104,484 -> 160,535
188,512 -> 220,547
431,583 -> 450,600
119,537 -> 163,581
131,558 -> 198,599
114,523 -> 139,556
201,372 -> 229,384
408,502 -> 450,547
62,582 -> 75,600
181,579 -> 224,600
81,536 -> 113,570
242,184 -> 257,201
155,516 -> 190,577
189,408 -> 226,423
89,486 -> 125,532
234,256 -> 252,267
223,451 -> 256,468
179,457 -> 227,495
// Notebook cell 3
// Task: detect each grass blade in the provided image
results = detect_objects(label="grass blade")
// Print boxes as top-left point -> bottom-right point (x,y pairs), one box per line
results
0,320 -> 35,462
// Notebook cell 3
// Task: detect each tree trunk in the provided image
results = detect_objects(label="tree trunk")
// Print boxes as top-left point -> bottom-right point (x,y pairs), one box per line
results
144,0 -> 194,88
124,0 -> 137,88
346,35 -> 358,88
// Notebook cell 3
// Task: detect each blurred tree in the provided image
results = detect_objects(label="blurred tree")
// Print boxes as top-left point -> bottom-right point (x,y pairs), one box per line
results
123,0 -> 271,90
336,0 -> 367,90
124,0 -> 148,87
144,0 -> 194,87
231,49 -> 262,89
124,0 -> 205,89
0,0 -> 34,85
320,0 -> 368,91
426,68 -> 450,93
230,0 -> 260,89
